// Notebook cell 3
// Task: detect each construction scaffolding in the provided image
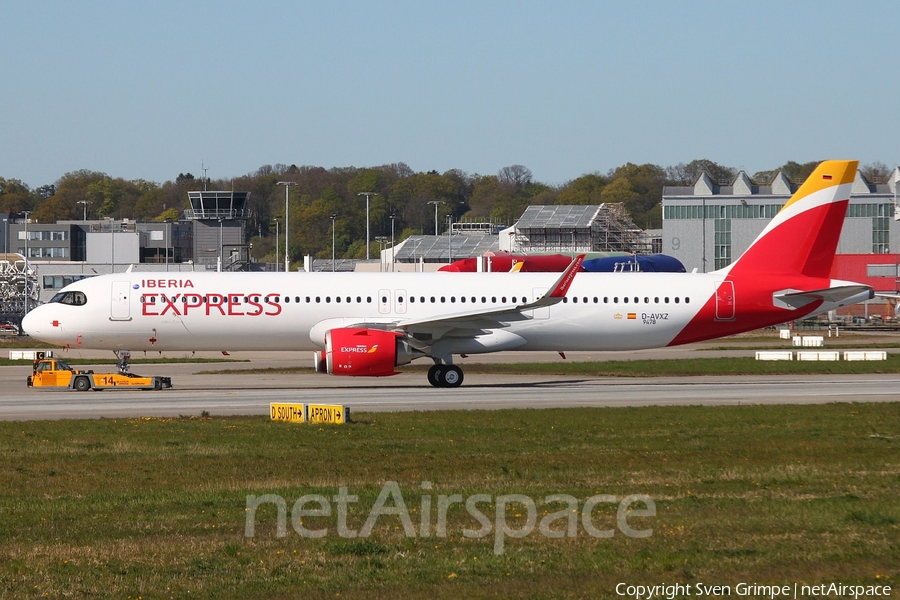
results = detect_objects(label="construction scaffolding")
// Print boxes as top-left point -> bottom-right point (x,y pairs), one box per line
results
0,253 -> 40,333
592,203 -> 652,254
511,204 -> 651,254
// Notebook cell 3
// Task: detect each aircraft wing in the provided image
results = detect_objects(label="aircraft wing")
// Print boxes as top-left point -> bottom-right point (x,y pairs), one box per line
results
773,284 -> 874,309
394,255 -> 584,336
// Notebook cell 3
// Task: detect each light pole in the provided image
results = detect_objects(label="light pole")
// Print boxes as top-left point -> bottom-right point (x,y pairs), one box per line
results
389,214 -> 396,272
277,181 -> 296,272
330,214 -> 336,272
376,236 -> 388,271
22,211 -> 30,314
165,221 -> 170,271
78,200 -> 89,221
447,214 -> 452,264
357,192 -> 378,260
427,200 -> 444,235
217,218 -> 223,272
273,218 -> 279,272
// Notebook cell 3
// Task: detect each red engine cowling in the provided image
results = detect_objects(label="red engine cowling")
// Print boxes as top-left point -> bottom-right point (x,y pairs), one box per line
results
324,328 -> 421,377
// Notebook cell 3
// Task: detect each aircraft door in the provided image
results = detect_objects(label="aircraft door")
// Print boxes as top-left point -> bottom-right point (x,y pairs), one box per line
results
378,289 -> 391,315
395,289 -> 407,314
111,281 -> 132,321
715,281 -> 735,321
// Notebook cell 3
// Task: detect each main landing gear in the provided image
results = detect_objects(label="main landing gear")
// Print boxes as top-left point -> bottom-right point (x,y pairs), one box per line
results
427,364 -> 464,388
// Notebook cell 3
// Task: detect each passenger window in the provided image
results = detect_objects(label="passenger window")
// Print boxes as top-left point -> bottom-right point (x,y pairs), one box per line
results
675,298 -> 680,304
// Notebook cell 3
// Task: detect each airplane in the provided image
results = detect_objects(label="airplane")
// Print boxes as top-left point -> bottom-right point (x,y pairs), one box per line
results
23,160 -> 873,388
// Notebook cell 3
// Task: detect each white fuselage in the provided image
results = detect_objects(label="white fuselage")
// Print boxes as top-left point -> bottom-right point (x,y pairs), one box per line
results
21,269 -> 842,355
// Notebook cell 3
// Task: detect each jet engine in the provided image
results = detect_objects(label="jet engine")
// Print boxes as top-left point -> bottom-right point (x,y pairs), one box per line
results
320,328 -> 423,376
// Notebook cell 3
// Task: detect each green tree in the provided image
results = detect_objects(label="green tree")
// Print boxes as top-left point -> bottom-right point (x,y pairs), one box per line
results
556,173 -> 607,205
0,178 -> 36,215
606,163 -> 666,228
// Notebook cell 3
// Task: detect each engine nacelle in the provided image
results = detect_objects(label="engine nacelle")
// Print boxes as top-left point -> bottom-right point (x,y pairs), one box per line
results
312,350 -> 327,373
323,328 -> 423,377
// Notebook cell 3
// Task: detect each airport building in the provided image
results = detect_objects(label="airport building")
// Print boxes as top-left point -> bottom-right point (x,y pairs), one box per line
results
662,168 -> 900,306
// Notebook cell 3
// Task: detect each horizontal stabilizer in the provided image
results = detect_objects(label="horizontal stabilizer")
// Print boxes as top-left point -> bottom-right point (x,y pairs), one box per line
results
773,284 -> 874,310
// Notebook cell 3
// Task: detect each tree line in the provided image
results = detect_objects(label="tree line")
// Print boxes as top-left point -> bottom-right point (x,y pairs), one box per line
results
0,159 -> 892,264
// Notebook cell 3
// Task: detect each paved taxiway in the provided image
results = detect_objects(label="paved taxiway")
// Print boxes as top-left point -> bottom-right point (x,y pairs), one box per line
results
3,338 -> 897,420
2,366 -> 898,420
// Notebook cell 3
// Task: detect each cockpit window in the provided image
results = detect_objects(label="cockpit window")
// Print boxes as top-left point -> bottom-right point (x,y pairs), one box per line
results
49,291 -> 87,306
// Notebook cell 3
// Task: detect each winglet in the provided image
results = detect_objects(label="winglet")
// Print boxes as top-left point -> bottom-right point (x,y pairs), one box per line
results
547,254 -> 584,298
517,254 -> 584,311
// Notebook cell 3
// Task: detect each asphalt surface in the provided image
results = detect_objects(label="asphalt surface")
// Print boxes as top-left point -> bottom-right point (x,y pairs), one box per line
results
3,340 -> 899,419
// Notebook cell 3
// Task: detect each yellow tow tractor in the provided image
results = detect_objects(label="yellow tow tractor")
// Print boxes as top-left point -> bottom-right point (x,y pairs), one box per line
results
26,351 -> 172,392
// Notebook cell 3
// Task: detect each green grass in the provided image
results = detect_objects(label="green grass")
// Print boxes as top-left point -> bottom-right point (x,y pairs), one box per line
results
200,354 -> 900,377
0,404 -> 897,598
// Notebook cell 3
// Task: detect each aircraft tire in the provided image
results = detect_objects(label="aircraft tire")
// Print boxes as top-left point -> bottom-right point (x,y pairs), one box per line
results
441,365 -> 464,388
427,364 -> 444,387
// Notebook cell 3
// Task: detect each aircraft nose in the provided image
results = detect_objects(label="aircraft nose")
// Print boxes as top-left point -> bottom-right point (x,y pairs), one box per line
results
21,309 -> 42,337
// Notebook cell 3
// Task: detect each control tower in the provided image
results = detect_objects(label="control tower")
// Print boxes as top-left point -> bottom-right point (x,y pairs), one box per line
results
184,191 -> 252,271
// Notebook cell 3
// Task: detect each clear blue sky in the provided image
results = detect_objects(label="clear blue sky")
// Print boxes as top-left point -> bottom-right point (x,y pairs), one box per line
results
2,1 -> 896,189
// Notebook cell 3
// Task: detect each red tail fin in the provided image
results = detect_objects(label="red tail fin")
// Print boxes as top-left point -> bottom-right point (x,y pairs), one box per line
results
726,160 -> 857,279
